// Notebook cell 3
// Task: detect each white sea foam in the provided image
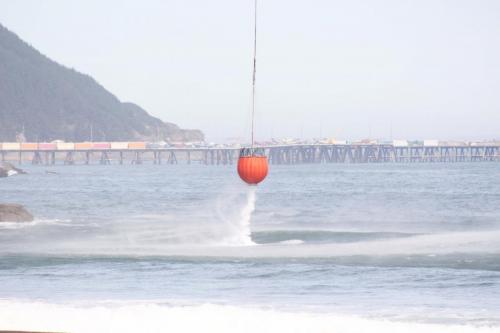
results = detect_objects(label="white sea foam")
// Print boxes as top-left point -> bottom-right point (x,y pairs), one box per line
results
279,239 -> 305,245
48,229 -> 500,258
0,218 -> 71,230
0,300 -> 496,333
4,224 -> 500,259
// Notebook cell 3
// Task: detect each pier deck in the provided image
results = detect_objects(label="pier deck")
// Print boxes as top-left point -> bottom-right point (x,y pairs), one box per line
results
1,144 -> 499,165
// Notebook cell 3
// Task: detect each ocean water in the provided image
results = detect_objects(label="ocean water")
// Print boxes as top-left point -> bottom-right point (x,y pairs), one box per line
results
1,162 -> 500,332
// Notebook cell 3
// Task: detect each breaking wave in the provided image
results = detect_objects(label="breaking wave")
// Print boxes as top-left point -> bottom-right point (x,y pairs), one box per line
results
0,300 -> 497,333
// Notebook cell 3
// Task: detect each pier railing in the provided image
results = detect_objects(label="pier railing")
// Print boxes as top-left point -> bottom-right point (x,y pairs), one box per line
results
1,144 -> 499,165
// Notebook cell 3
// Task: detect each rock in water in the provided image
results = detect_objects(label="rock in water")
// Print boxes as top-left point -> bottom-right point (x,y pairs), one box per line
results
0,204 -> 34,222
0,162 -> 26,177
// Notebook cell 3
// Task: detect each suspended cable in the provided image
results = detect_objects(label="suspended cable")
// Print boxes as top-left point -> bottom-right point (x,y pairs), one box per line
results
251,0 -> 257,149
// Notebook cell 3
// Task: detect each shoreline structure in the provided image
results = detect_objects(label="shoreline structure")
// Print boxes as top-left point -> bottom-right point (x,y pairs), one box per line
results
0,141 -> 499,165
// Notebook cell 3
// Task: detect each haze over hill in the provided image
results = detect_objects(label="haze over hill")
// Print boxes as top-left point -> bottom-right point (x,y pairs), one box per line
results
0,23 -> 203,142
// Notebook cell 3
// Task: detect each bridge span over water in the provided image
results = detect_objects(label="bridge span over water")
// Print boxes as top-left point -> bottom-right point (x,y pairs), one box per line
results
1,144 -> 499,165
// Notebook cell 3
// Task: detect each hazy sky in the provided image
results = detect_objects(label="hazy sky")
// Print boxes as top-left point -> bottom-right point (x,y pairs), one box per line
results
1,0 -> 499,142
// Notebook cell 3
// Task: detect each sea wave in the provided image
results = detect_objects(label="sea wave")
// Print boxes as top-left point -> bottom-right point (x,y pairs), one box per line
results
252,230 -> 419,244
55,229 -> 500,259
0,218 -> 72,230
2,228 -> 500,271
0,300 -> 497,333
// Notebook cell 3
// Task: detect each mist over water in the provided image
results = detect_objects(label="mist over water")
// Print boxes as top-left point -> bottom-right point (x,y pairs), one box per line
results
0,176 -> 258,252
1,163 -> 500,332
217,186 -> 256,245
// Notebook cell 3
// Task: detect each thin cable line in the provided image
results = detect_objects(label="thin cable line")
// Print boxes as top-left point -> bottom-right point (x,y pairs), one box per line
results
251,0 -> 257,149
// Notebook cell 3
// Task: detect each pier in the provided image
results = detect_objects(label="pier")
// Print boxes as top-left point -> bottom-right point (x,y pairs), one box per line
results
1,144 -> 499,166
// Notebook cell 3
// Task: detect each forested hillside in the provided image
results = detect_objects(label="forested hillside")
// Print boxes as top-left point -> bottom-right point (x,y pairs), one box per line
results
0,24 -> 203,142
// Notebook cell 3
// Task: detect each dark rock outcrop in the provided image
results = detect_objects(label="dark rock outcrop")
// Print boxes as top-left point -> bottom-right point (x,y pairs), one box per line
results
0,203 -> 34,222
0,162 -> 26,177
0,23 -> 204,142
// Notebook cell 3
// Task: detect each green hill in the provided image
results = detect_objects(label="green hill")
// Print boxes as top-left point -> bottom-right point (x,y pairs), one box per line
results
0,23 -> 203,142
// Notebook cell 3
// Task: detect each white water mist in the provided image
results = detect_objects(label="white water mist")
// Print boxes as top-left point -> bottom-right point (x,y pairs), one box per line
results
219,187 -> 256,246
